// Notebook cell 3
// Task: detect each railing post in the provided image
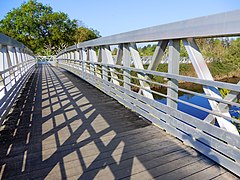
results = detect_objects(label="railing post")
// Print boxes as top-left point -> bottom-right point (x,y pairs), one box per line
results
81,49 -> 87,80
100,46 -> 108,81
78,49 -> 82,76
89,48 -> 97,76
14,47 -> 22,80
167,40 -> 180,109
123,44 -> 131,90
7,46 -> 16,86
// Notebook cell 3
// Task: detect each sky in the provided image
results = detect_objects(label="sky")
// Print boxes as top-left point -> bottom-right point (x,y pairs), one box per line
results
0,0 -> 240,37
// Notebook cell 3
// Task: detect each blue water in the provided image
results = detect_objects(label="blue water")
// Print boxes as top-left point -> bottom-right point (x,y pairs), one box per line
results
157,94 -> 240,120
38,61 -> 49,64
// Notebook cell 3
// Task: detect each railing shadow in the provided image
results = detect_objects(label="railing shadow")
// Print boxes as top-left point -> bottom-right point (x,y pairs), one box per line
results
0,66 -> 42,178
0,64 -> 220,179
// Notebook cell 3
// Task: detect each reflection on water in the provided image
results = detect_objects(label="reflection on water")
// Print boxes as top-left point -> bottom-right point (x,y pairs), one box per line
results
157,94 -> 240,120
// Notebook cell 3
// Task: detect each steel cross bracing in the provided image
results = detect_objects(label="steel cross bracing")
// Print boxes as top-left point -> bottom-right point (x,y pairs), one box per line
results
0,33 -> 36,123
56,10 -> 240,176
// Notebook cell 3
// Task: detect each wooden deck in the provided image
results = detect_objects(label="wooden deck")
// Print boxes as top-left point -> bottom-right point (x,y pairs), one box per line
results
0,64 -> 238,179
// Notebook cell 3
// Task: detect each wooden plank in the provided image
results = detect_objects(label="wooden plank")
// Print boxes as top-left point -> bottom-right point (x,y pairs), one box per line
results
81,72 -> 240,177
155,158 -> 215,179
90,148 -> 193,180
123,153 -> 206,180
182,165 -> 230,180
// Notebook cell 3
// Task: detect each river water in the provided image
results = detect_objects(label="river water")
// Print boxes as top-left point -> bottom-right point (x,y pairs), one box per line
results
157,94 -> 240,120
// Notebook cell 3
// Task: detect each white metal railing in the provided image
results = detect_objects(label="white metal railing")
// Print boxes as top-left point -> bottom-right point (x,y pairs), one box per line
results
113,55 -> 195,65
0,33 -> 36,123
56,10 -> 240,176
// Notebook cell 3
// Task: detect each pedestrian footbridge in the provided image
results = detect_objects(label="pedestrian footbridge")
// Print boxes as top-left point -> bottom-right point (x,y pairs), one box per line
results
0,10 -> 240,179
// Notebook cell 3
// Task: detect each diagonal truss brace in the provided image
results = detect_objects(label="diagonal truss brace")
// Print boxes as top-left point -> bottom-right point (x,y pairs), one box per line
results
129,43 -> 153,99
148,40 -> 168,70
101,45 -> 119,85
88,48 -> 98,76
204,81 -> 240,124
115,44 -> 123,65
183,38 -> 239,135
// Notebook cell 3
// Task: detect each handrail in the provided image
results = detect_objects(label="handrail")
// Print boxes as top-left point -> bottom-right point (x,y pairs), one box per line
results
0,58 -> 35,74
56,10 -> 240,176
59,58 -> 240,92
58,10 -> 240,56
0,33 -> 34,56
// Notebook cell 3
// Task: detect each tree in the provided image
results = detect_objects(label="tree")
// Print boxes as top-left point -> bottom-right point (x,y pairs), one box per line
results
0,0 -> 77,55
226,38 -> 240,68
75,27 -> 100,43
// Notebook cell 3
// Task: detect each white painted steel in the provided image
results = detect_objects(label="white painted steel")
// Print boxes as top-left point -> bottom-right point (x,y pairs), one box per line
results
148,40 -> 168,70
129,43 -> 153,99
183,38 -> 239,135
0,34 -> 36,123
56,10 -> 240,176
57,58 -> 240,176
167,40 -> 180,109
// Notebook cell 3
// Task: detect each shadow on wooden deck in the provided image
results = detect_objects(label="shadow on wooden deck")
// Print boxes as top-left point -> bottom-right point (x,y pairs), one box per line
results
0,64 -> 237,179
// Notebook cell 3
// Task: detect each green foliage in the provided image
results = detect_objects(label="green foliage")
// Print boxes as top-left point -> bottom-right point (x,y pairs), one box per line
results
219,88 -> 230,98
0,0 -> 77,55
138,42 -> 188,57
138,44 -> 157,56
207,61 -> 234,77
75,27 -> 100,43
225,38 -> 240,68
112,48 -> 117,55
196,38 -> 227,61
0,0 -> 100,55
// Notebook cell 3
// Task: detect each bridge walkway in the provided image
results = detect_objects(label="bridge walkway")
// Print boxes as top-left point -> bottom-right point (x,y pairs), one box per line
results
0,64 -> 238,179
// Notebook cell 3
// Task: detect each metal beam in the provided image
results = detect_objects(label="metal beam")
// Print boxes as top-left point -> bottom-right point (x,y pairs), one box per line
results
148,40 -> 168,70
57,10 -> 240,55
204,81 -> 240,124
101,46 -> 119,85
115,44 -> 123,65
88,48 -> 97,76
129,43 -> 153,99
